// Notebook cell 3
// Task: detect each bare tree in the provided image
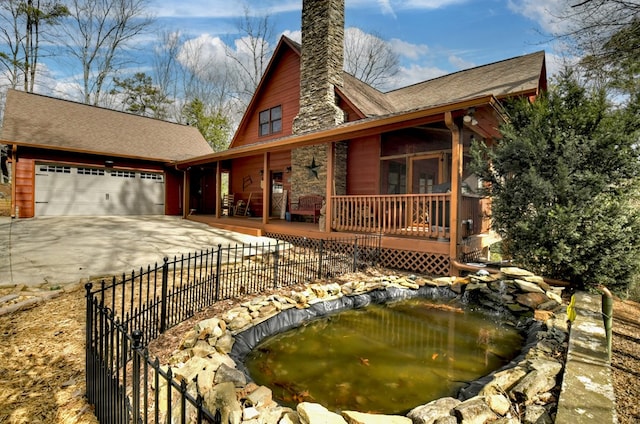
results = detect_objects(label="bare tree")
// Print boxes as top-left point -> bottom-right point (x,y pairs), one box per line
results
554,0 -> 639,92
0,0 -> 67,92
225,5 -> 275,106
556,0 -> 639,57
58,0 -> 155,105
0,0 -> 23,88
344,27 -> 399,90
22,0 -> 68,92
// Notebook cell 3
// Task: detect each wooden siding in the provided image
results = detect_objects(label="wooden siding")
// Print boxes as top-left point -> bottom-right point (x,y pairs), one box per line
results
347,135 -> 380,195
165,169 -> 183,216
228,151 -> 292,217
14,158 -> 34,218
232,48 -> 301,148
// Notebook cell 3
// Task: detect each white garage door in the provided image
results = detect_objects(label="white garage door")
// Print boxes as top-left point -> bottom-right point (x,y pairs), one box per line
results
35,164 -> 165,216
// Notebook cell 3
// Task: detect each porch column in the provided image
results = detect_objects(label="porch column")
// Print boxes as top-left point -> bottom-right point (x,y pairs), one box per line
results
215,161 -> 222,218
10,145 -> 17,218
262,152 -> 270,224
182,169 -> 190,219
445,111 -> 463,275
324,142 -> 335,232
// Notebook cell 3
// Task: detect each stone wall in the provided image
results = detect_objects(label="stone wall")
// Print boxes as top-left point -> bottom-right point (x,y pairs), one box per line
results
165,266 -> 572,424
291,142 -> 347,206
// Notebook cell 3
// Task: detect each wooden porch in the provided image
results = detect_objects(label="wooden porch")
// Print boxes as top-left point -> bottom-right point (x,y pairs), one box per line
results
186,193 -> 496,275
332,193 -> 491,240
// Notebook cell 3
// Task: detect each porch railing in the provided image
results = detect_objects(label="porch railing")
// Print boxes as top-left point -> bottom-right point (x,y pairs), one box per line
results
332,194 -> 490,239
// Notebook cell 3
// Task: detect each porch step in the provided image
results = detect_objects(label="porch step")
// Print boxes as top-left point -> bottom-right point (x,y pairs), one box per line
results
200,219 -> 263,237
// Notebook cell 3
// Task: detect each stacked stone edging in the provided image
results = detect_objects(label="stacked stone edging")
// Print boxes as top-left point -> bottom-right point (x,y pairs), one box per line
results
154,267 -> 579,423
555,292 -> 617,424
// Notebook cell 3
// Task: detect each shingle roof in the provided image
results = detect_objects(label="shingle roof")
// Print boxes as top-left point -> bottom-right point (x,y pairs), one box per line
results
340,50 -> 546,117
269,36 -> 545,120
0,89 -> 213,162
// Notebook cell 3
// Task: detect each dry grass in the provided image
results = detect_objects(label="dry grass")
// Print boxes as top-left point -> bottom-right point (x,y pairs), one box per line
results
0,280 -> 639,423
611,298 -> 640,424
0,287 -> 97,424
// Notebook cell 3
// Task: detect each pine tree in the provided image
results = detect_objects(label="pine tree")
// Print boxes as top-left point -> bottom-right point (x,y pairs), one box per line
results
472,70 -> 640,293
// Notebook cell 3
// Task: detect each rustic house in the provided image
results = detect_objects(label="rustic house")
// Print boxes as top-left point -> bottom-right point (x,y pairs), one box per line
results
0,0 -> 547,276
0,89 -> 212,217
175,0 -> 547,275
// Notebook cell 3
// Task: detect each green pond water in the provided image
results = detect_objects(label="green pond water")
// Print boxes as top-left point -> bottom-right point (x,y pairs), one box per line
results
245,297 -> 524,414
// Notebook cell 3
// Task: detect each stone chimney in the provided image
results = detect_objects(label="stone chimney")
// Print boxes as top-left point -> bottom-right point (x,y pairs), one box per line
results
290,0 -> 347,220
292,0 -> 345,134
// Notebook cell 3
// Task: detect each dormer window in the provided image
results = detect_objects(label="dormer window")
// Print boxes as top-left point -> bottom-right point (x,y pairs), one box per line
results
259,105 -> 282,136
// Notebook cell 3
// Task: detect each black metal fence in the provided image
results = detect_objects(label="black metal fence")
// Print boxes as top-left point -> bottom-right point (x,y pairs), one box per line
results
85,234 -> 380,423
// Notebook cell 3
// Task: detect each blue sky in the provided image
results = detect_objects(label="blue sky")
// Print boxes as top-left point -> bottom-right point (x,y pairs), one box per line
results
146,0 -> 570,89
1,0 -> 574,102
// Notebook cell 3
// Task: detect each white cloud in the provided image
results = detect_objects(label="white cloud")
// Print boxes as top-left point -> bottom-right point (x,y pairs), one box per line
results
389,38 -> 429,60
377,0 -> 396,17
281,30 -> 301,44
544,51 -> 579,79
390,63 -> 448,89
178,34 -> 230,69
401,0 -> 470,10
506,0 -> 571,34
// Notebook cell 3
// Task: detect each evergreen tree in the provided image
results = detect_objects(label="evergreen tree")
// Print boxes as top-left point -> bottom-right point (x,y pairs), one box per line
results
110,72 -> 170,119
182,98 -> 231,152
472,70 -> 640,293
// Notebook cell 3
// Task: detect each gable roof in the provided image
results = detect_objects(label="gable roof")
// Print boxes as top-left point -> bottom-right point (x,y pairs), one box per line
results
0,89 -> 213,162
228,36 -> 303,149
231,34 -> 545,136
340,50 -> 546,117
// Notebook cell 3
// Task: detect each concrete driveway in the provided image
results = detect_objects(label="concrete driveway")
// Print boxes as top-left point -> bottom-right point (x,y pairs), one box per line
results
0,216 -> 274,288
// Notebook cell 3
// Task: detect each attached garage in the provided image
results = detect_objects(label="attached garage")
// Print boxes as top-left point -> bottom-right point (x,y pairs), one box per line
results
34,164 -> 165,216
0,89 -> 214,219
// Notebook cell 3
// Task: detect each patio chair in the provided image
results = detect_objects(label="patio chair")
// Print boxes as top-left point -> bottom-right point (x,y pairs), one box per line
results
221,194 -> 234,216
235,192 -> 252,216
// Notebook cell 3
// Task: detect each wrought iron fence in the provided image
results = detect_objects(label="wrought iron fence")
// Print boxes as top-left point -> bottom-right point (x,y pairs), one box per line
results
85,233 -> 381,423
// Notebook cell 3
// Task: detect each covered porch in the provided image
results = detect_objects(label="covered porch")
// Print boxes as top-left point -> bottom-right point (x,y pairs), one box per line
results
177,96 -> 505,275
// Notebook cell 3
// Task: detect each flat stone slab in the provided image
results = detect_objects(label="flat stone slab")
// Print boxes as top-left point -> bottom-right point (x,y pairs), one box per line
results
556,292 -> 617,423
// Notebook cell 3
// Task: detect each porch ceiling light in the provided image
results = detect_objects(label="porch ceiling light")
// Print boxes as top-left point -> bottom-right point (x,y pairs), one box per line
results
463,107 -> 478,126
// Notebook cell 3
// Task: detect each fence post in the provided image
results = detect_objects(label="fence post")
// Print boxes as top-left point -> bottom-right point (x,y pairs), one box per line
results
273,242 -> 280,289
215,244 -> 222,302
160,257 -> 169,333
317,239 -> 324,279
352,237 -> 359,272
84,283 -> 93,402
132,330 -> 143,424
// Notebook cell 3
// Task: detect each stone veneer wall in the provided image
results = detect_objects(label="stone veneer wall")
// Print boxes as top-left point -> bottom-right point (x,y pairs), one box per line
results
291,0 -> 347,210
290,143 -> 347,207
292,0 -> 345,134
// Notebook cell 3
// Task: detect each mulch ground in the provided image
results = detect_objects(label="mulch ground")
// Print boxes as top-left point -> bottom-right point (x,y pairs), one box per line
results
0,285 -> 638,423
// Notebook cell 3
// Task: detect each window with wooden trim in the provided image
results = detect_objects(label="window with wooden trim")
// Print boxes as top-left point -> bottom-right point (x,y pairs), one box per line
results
259,105 -> 282,136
